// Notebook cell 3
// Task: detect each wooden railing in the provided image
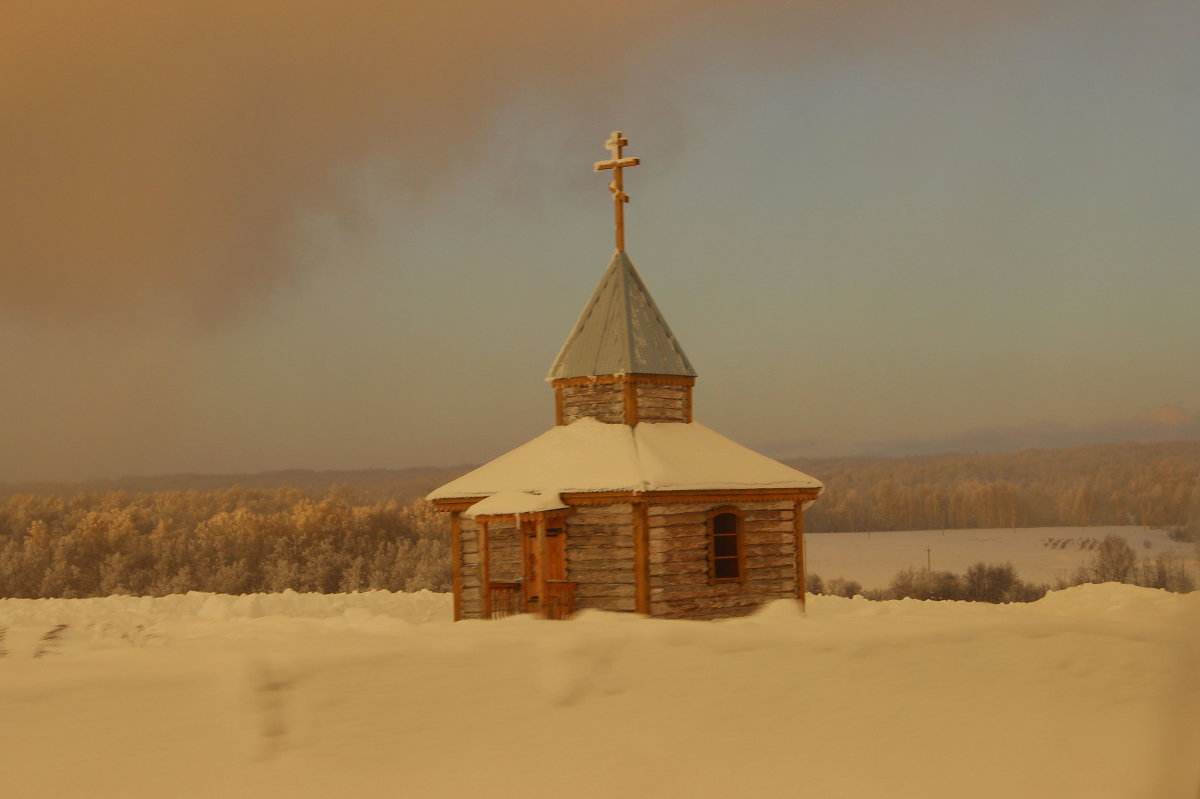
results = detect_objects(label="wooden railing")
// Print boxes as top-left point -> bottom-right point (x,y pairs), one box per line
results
486,580 -> 577,620
544,580 -> 577,620
487,581 -> 522,619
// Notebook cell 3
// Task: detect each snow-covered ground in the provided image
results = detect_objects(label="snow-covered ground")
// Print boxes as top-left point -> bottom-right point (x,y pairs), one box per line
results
2,586 -> 1198,798
806,525 -> 1199,590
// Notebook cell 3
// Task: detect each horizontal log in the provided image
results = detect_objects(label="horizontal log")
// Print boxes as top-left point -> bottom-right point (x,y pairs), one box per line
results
563,402 -> 623,413
563,396 -> 623,405
649,575 -> 795,595
648,548 -> 708,565
636,386 -> 687,399
638,412 -> 687,423
650,592 -> 772,608
743,566 -> 797,581
562,397 -> 623,409
570,570 -> 636,585
575,584 -> 636,598
743,523 -> 794,536
647,511 -> 709,527
652,562 -> 708,580
579,597 -> 637,613
744,544 -> 795,559
649,588 -> 792,607
635,398 -> 685,411
647,503 -> 713,516
745,555 -> 796,571
572,538 -> 636,550
571,516 -> 635,528
564,382 -> 623,393
648,533 -> 707,551
652,573 -> 723,588
569,553 -> 636,567
573,505 -> 634,519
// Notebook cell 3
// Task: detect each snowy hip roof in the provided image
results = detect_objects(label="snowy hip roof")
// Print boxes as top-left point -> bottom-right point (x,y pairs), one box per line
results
426,418 -> 823,500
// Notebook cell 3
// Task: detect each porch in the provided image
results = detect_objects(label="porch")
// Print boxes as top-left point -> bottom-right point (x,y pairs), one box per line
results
487,580 -> 577,620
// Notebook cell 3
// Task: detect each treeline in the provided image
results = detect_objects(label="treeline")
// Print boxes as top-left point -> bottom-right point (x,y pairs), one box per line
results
0,487 -> 450,599
809,535 -> 1195,603
791,441 -> 1200,533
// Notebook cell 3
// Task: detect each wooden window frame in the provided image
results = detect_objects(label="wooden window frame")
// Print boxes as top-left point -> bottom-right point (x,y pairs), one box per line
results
707,506 -> 745,585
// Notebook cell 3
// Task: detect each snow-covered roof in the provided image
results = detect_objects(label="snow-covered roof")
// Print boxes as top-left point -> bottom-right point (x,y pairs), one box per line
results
427,419 -> 823,501
464,491 -> 569,519
547,250 -> 696,380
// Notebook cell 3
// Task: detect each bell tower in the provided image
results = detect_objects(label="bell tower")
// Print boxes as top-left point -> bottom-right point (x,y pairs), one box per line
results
547,132 -> 696,426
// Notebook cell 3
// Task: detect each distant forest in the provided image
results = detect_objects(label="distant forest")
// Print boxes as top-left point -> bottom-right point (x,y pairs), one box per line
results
788,441 -> 1200,534
0,488 -> 451,599
0,440 -> 1196,598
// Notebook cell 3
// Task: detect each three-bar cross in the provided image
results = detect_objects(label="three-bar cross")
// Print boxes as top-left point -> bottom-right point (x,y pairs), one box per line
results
593,130 -> 640,251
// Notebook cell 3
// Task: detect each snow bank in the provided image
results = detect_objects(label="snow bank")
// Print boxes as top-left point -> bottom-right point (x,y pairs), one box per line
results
1,586 -> 1197,799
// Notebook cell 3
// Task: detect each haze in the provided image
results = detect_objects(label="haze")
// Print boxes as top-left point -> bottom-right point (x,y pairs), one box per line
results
3,0 -> 1198,483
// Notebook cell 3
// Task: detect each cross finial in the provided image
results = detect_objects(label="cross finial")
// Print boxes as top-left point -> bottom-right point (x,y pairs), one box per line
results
593,130 -> 640,251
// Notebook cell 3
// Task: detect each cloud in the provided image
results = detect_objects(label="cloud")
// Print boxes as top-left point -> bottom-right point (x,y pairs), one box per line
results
2,0 -> 1033,330
1,1 -> 690,327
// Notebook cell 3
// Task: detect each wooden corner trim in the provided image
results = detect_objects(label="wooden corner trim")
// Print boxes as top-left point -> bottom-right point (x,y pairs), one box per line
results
450,511 -> 463,622
633,501 -> 650,614
795,499 -> 806,612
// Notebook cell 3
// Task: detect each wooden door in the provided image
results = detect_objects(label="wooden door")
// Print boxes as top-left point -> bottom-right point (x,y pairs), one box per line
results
521,521 -> 567,614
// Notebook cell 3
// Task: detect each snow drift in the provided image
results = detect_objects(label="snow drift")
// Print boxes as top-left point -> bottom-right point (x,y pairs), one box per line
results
1,585 -> 1197,798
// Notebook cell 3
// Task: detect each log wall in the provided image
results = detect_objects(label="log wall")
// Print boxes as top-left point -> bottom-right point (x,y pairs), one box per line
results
647,500 -> 798,620
560,382 -> 625,424
457,499 -> 799,620
558,378 -> 692,425
635,383 -> 689,423
566,503 -> 637,612
458,516 -> 483,619
486,519 -> 522,582
457,518 -> 523,619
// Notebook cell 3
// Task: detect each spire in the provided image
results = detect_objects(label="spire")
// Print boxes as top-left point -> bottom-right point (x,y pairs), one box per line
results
548,250 -> 695,380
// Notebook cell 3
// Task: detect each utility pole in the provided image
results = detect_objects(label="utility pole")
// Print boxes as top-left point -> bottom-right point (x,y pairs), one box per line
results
925,545 -> 932,598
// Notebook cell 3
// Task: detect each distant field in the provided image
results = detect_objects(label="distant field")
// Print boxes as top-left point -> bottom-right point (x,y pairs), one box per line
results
805,525 -> 1198,591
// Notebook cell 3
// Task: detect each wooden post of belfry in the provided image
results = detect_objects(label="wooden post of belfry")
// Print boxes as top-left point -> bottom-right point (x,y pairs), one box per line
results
594,130 -> 640,251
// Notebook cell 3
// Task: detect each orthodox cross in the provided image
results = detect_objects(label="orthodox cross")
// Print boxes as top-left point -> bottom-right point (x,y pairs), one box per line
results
593,130 -> 640,251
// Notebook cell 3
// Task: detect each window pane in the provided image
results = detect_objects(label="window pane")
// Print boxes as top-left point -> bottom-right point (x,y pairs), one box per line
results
713,533 -> 738,558
713,557 -> 739,580
713,513 -> 738,535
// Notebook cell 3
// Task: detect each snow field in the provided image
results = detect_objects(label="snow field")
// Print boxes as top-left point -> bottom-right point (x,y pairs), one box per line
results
2,585 -> 1198,798
805,525 -> 1199,590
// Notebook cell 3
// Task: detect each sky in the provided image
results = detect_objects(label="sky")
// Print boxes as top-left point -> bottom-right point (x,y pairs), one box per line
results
2,0 -> 1198,482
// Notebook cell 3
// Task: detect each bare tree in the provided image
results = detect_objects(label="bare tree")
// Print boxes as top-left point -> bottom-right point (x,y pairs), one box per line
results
1090,535 -> 1137,583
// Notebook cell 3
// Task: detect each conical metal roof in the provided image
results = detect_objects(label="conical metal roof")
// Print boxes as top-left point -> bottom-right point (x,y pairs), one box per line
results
548,250 -> 695,380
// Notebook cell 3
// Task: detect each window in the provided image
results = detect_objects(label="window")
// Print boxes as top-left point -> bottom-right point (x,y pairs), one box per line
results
709,508 -> 743,583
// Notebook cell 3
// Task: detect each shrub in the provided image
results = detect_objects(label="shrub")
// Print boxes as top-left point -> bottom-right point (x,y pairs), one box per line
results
825,577 -> 863,598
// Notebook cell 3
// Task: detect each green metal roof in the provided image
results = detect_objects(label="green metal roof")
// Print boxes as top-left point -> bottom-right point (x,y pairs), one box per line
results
548,250 -> 695,380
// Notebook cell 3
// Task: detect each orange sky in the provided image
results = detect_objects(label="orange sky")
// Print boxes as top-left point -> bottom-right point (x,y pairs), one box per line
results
2,0 -> 1197,481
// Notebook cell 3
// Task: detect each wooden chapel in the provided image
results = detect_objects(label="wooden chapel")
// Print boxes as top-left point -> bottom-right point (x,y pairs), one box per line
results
427,131 -> 822,621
